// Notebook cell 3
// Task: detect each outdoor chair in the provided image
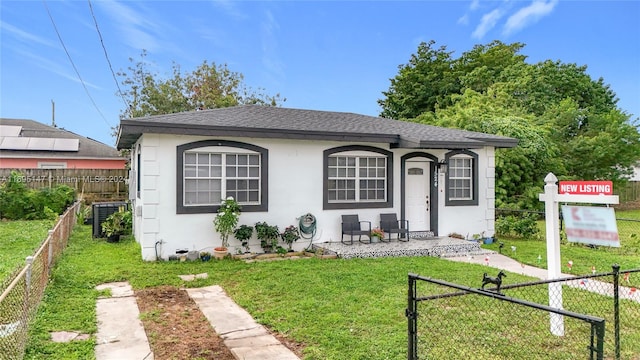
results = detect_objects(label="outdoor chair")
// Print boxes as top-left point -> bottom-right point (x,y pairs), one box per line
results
341,214 -> 371,245
380,213 -> 409,242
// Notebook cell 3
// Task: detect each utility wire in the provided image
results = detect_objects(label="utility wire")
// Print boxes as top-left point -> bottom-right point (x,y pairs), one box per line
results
88,0 -> 129,110
42,0 -> 112,127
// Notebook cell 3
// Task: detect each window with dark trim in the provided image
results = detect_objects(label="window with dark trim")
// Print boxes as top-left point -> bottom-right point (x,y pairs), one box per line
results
323,145 -> 393,210
176,140 -> 268,214
445,150 -> 478,206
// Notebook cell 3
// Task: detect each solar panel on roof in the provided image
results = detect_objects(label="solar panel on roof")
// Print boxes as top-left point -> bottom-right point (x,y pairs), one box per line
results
27,137 -> 55,150
0,136 -> 79,151
0,136 -> 30,150
53,138 -> 79,151
0,125 -> 22,137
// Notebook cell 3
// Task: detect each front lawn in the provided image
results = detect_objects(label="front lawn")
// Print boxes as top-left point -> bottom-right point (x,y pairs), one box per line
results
23,218 -> 640,359
25,225 -> 539,359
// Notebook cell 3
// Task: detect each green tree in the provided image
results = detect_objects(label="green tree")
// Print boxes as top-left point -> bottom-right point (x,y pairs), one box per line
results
540,99 -> 640,184
378,40 -> 457,119
386,40 -> 640,209
452,40 -> 527,94
118,51 -> 284,119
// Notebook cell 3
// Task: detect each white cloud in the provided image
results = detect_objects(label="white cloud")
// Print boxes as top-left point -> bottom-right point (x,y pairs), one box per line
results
260,10 -> 284,83
458,14 -> 470,25
96,1 -> 164,52
210,0 -> 247,20
458,0 -> 480,26
0,22 -> 56,48
472,8 -> 505,39
503,0 -> 559,36
14,48 -> 101,90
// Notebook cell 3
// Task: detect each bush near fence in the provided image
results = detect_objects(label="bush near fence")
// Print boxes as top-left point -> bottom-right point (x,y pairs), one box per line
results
0,169 -> 128,201
0,201 -> 80,360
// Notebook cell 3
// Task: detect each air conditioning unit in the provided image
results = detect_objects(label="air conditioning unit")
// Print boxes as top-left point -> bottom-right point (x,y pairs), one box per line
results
92,201 -> 129,238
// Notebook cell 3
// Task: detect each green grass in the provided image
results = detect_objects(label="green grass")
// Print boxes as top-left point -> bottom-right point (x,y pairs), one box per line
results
0,220 -> 55,283
486,209 -> 640,286
20,215 -> 640,359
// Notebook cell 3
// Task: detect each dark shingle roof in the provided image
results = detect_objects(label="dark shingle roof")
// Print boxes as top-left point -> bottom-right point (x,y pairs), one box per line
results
0,118 -> 122,159
117,105 -> 518,150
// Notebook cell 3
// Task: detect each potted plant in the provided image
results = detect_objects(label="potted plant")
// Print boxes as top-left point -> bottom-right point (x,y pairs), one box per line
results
213,197 -> 241,259
234,224 -> 254,253
101,208 -> 132,243
280,225 -> 300,251
370,228 -> 385,243
199,251 -> 211,261
255,221 -> 279,253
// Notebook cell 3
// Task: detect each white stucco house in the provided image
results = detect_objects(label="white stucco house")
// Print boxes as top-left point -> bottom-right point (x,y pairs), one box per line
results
116,105 -> 518,260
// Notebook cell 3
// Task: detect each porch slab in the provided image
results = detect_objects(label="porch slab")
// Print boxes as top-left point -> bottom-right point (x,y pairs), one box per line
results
313,236 -> 490,259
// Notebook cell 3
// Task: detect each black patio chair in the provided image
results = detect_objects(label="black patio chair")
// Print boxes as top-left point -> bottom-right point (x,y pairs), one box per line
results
341,214 -> 371,245
380,213 -> 409,242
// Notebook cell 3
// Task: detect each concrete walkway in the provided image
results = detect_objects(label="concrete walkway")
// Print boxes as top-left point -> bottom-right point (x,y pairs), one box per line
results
95,282 -> 154,360
446,251 -> 551,279
95,282 -> 299,360
186,286 -> 300,360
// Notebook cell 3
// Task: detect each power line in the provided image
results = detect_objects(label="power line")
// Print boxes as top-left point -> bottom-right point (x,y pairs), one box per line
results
87,0 -> 129,111
42,0 -> 112,128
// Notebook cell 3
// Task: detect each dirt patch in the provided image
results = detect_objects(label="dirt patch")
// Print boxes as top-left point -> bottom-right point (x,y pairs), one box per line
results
136,286 -> 235,360
135,286 -> 305,359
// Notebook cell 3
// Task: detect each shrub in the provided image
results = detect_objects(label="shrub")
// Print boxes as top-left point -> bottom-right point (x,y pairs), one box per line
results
0,171 -> 76,220
0,171 -> 30,219
495,213 -> 540,239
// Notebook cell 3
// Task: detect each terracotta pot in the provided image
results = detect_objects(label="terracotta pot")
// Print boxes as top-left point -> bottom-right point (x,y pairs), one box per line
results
213,247 -> 228,259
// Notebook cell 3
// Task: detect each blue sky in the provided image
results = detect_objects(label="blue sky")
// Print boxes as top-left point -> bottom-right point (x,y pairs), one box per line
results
1,1 -> 639,146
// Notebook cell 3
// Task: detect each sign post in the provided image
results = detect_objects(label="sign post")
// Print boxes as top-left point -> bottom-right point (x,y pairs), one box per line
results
539,174 -> 618,336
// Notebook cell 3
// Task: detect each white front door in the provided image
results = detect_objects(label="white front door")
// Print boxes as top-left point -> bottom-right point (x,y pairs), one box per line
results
406,161 -> 431,231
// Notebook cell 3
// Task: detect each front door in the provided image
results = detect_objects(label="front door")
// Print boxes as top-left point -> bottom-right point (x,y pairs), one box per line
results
405,161 -> 431,231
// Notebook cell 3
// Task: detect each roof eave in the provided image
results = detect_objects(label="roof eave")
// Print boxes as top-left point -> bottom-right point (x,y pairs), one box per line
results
117,121 -> 400,149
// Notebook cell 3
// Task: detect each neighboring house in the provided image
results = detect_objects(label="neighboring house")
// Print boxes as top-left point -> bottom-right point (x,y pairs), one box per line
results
116,105 -> 518,260
0,118 -> 125,169
631,163 -> 640,182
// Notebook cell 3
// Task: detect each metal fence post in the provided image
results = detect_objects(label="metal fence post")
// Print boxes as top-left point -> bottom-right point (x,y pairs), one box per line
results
47,230 -> 54,274
25,256 -> 33,290
612,264 -> 620,360
24,256 -> 34,326
407,274 -> 418,360
595,320 -> 606,360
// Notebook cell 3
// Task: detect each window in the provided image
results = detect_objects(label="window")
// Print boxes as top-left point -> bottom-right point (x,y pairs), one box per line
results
183,152 -> 260,205
449,157 -> 472,200
327,156 -> 386,202
37,162 -> 66,169
324,146 -> 392,210
445,150 -> 478,206
177,140 -> 268,214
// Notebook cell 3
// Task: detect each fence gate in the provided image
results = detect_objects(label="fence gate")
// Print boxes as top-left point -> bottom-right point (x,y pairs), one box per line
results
407,273 -> 608,360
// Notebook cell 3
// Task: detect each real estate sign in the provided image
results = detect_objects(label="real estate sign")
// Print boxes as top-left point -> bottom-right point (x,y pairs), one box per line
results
561,205 -> 620,247
558,180 -> 613,195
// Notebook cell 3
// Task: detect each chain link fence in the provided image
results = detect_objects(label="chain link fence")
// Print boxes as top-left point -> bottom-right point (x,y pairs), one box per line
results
0,201 -> 80,360
408,267 -> 640,359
